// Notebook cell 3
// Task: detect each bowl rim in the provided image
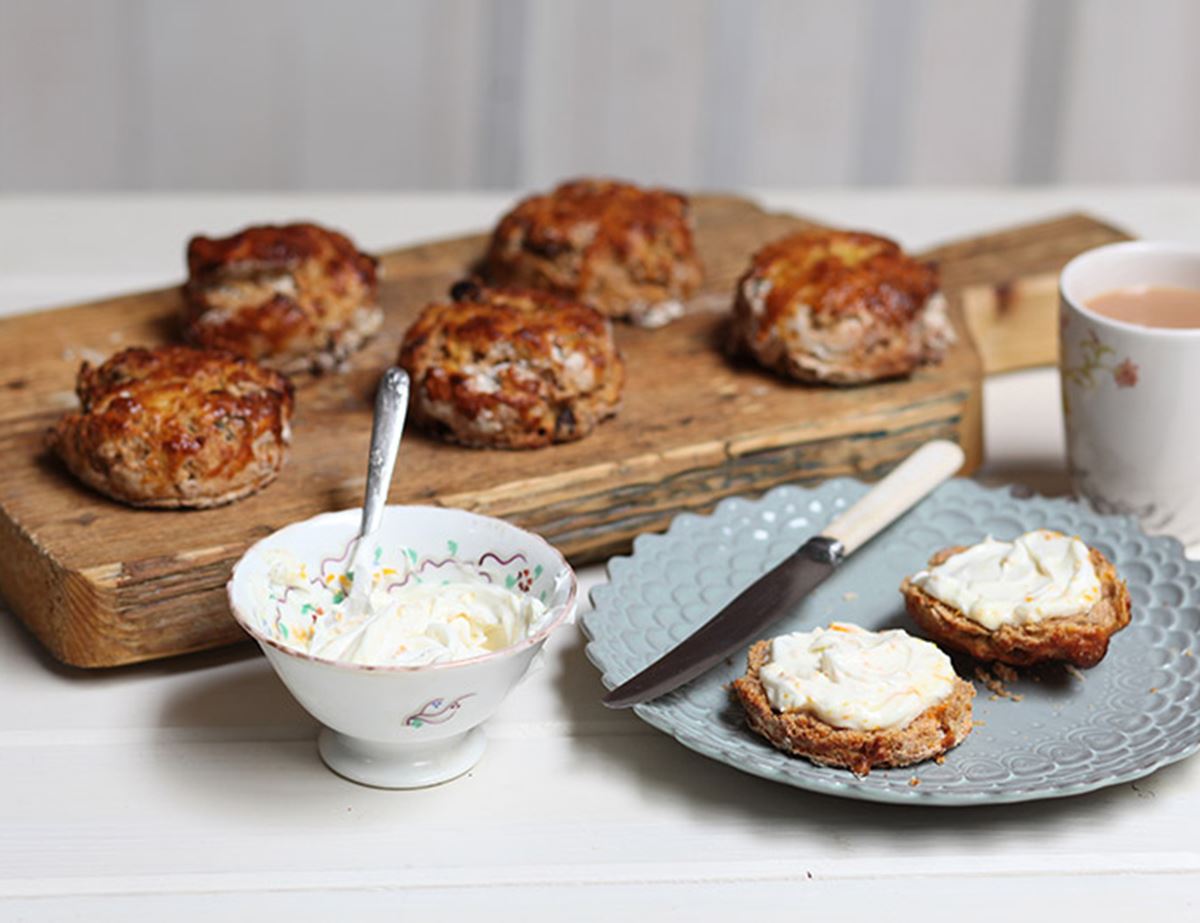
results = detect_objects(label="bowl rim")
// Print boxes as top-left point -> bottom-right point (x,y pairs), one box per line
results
226,505 -> 578,674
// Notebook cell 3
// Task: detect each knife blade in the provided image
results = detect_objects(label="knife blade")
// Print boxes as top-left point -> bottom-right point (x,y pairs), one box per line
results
600,439 -> 966,709
600,536 -> 844,709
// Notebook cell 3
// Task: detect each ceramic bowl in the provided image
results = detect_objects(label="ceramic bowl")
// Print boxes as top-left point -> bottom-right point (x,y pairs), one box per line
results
227,506 -> 577,788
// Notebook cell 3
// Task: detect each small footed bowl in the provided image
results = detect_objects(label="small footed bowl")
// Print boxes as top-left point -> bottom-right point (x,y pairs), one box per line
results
227,505 -> 577,788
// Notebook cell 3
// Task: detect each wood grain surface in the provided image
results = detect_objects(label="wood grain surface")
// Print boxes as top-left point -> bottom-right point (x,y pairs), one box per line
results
0,198 -> 1114,667
924,212 -> 1131,374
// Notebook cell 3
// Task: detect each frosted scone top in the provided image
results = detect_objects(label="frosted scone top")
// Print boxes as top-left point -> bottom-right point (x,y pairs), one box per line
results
910,530 -> 1101,631
759,623 -> 958,731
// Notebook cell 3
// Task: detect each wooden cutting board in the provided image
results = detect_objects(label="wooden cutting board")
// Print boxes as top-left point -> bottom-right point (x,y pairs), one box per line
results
0,197 -> 1127,667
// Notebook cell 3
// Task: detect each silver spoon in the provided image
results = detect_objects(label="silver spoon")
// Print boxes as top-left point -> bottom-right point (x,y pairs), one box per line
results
345,367 -> 410,618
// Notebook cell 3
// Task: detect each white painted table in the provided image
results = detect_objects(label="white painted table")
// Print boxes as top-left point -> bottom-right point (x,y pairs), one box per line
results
3,190 -> 1199,920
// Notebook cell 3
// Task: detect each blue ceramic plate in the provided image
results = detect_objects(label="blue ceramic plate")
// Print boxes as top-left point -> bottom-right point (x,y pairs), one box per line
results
582,479 -> 1200,805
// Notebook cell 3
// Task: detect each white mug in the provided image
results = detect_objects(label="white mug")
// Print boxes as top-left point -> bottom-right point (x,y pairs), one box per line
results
1059,241 -> 1200,546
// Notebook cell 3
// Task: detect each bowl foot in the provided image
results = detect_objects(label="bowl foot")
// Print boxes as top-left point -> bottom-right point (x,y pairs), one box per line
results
317,726 -> 486,789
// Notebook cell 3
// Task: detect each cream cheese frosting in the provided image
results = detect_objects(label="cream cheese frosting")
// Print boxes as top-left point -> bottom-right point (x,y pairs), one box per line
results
259,550 -> 546,667
909,530 -> 1101,630
758,623 -> 957,731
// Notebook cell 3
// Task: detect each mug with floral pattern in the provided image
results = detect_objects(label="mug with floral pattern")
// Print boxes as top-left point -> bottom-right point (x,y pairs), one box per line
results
1060,242 -> 1200,547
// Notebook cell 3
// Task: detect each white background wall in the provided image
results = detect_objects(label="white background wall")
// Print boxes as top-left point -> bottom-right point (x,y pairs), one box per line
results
2,0 -> 1197,192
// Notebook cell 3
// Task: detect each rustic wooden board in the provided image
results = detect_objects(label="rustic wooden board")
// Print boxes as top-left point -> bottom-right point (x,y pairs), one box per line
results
0,199 -> 1115,667
923,212 -> 1131,375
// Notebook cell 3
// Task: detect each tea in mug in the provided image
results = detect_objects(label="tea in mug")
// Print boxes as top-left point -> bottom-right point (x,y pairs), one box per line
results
1087,285 -> 1200,329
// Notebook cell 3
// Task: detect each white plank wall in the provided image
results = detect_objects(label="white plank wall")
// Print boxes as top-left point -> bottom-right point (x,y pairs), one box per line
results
1,0 -> 1199,191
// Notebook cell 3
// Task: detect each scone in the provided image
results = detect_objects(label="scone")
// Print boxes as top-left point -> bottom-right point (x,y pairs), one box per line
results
47,345 -> 293,509
731,229 -> 953,384
732,623 -> 974,775
184,222 -> 381,374
483,178 -> 703,324
397,282 -> 624,449
901,530 -> 1132,668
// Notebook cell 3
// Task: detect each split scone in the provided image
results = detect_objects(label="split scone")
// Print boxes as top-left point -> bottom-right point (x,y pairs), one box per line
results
47,345 -> 294,508
901,530 -> 1131,668
730,229 -> 953,384
483,178 -> 703,325
397,282 -> 624,449
184,222 -> 381,374
732,623 -> 974,775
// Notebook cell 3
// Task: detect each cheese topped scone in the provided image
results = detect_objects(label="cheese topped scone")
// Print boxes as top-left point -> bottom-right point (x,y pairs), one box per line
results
901,530 -> 1131,668
398,283 -> 624,449
733,623 -> 974,775
483,178 -> 703,324
47,345 -> 294,509
184,222 -> 381,374
730,229 -> 952,384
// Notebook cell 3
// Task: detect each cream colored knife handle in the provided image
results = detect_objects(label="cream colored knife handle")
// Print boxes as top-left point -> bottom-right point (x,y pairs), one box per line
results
822,440 -> 965,556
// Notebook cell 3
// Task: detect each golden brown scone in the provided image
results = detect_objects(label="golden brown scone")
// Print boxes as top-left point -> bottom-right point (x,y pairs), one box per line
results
483,178 -> 703,323
731,229 -> 953,384
184,222 -> 381,374
901,545 -> 1131,668
47,345 -> 293,509
732,640 -> 975,775
398,282 -> 624,449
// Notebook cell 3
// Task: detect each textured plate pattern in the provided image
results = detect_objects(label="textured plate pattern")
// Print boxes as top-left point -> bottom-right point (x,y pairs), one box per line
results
582,479 -> 1200,805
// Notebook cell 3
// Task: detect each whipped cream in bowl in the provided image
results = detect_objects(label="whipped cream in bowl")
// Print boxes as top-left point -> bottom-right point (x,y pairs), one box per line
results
259,549 -> 550,668
228,505 -> 576,788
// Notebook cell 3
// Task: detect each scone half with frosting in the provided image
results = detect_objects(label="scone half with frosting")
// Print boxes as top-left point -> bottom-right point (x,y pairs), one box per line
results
732,623 -> 974,775
901,530 -> 1131,668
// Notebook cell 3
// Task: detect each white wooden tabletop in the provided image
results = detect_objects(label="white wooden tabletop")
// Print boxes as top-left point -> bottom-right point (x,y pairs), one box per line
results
2,189 -> 1199,921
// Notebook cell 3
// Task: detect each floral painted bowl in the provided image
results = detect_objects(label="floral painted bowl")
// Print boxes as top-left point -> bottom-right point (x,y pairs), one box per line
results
227,506 -> 577,788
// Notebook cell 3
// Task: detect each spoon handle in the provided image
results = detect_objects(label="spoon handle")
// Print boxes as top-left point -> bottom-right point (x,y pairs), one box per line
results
360,367 -> 410,540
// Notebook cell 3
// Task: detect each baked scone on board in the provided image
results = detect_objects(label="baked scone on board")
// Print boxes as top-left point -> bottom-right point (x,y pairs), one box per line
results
397,282 -> 625,449
47,345 -> 294,509
730,229 -> 953,384
901,530 -> 1132,668
183,222 -> 381,374
483,178 -> 703,325
732,623 -> 975,775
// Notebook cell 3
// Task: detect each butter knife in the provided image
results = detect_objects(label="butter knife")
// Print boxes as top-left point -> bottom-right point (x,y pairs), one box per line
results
601,439 -> 965,709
